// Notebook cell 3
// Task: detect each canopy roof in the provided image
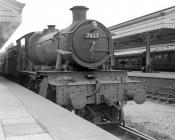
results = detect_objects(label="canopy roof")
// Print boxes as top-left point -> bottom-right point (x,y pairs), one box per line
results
109,6 -> 175,39
109,6 -> 175,51
0,0 -> 25,49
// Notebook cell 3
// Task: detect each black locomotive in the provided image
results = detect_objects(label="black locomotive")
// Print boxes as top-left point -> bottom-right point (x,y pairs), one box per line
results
114,43 -> 175,72
0,6 -> 146,124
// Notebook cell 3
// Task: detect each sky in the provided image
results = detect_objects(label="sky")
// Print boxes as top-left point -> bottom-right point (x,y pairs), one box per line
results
1,0 -> 175,50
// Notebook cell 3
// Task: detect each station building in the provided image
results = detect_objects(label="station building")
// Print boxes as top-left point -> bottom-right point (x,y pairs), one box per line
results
0,0 -> 25,49
109,6 -> 175,72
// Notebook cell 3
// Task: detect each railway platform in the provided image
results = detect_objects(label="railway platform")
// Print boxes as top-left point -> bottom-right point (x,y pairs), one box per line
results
128,71 -> 175,79
128,71 -> 175,105
0,76 -> 119,140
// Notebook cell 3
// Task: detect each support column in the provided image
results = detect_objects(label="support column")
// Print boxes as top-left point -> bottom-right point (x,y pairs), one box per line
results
145,33 -> 151,72
139,32 -> 154,73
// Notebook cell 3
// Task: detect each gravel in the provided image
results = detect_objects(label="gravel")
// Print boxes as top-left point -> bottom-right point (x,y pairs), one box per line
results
124,101 -> 175,140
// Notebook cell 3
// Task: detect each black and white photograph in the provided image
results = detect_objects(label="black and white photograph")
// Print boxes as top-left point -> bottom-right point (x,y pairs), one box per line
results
0,0 -> 175,139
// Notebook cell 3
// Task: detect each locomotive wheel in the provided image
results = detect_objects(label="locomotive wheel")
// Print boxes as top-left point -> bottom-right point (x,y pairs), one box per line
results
83,107 -> 97,123
39,77 -> 56,103
119,110 -> 124,124
100,105 -> 123,123
46,84 -> 56,103
74,109 -> 86,118
27,79 -> 37,92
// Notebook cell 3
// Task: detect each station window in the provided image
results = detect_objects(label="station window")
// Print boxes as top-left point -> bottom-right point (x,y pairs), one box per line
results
158,54 -> 162,59
155,54 -> 159,59
163,53 -> 167,59
167,52 -> 175,62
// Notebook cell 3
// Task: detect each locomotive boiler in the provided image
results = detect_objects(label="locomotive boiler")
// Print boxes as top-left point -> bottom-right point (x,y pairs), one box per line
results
2,6 -> 146,124
26,6 -> 112,70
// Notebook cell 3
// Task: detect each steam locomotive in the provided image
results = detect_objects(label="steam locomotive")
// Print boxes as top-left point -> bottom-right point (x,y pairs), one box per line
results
0,6 -> 146,124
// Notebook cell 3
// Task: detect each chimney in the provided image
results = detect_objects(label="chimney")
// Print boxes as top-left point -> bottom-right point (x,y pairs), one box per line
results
70,6 -> 89,23
47,25 -> 56,32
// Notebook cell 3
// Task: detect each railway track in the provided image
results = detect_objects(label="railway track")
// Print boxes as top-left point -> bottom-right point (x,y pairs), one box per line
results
98,123 -> 156,140
147,88 -> 175,105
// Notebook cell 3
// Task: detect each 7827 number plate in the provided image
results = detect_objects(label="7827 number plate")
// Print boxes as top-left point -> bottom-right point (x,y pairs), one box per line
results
85,33 -> 99,39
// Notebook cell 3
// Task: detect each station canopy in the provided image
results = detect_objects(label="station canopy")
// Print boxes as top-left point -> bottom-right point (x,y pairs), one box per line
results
109,6 -> 175,52
0,0 -> 25,49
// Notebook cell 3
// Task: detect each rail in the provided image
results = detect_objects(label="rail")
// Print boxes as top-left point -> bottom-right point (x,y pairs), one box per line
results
147,89 -> 175,105
97,123 -> 157,140
118,125 -> 156,140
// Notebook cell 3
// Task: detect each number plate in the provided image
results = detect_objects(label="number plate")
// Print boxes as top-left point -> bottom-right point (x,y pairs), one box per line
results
85,33 -> 99,39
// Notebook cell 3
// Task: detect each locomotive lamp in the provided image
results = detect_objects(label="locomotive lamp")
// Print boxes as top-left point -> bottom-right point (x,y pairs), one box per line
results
91,21 -> 98,32
92,21 -> 98,28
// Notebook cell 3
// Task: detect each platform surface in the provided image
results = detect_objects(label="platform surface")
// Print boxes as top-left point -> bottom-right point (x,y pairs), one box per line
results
128,71 -> 175,79
0,76 -> 119,140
